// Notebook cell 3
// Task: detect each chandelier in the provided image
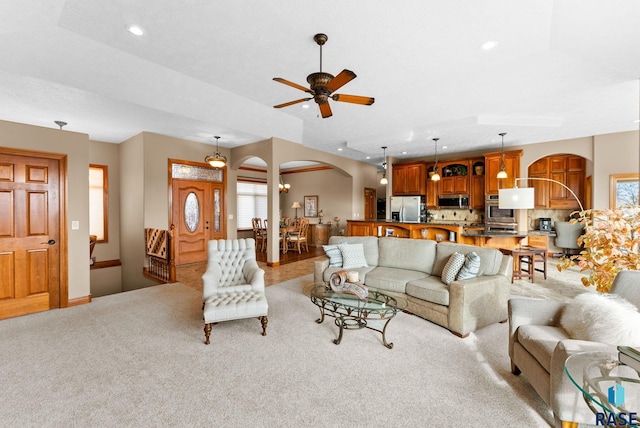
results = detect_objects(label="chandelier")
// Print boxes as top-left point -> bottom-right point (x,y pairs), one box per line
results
279,175 -> 291,193
205,136 -> 227,168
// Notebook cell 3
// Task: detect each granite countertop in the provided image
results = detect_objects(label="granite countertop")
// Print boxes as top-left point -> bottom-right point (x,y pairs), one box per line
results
462,230 -> 528,238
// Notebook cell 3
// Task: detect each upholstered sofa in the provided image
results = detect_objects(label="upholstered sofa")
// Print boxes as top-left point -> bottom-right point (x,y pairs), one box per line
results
508,270 -> 640,427
313,236 -> 513,337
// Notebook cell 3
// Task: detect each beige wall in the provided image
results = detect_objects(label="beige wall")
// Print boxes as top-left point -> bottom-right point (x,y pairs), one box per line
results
89,140 -> 123,296
593,131 -> 639,209
0,120 -> 90,300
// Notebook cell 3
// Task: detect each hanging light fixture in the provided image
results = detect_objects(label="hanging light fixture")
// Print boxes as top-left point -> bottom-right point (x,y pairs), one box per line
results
497,132 -> 508,179
279,175 -> 291,193
379,146 -> 388,185
431,138 -> 441,181
205,136 -> 227,168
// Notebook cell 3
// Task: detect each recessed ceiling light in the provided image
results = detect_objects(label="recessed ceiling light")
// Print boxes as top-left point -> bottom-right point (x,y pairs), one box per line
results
442,146 -> 448,149
401,151 -> 407,154
481,40 -> 498,50
365,156 -> 371,159
302,104 -> 310,109
337,148 -> 343,151
126,25 -> 145,36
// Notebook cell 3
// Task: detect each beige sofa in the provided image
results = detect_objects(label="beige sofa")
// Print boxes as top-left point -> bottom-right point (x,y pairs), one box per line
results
313,236 -> 513,337
508,270 -> 640,427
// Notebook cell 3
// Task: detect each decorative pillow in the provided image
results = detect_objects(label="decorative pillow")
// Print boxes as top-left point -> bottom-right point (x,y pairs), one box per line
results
340,243 -> 368,269
323,244 -> 344,267
441,252 -> 465,285
456,252 -> 481,280
559,292 -> 640,346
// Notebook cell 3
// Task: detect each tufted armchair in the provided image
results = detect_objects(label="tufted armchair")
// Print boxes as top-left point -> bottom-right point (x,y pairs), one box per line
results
201,238 -> 268,345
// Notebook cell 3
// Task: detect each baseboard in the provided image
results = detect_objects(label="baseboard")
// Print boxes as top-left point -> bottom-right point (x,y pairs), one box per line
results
266,261 -> 281,267
67,295 -> 92,307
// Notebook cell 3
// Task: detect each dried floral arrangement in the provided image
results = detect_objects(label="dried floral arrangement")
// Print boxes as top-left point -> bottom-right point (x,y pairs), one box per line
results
558,206 -> 640,292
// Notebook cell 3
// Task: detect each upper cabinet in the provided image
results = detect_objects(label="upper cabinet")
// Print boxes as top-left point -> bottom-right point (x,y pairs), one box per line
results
438,161 -> 470,195
426,163 -> 438,209
392,161 -> 426,196
527,154 -> 586,209
484,150 -> 522,194
469,159 -> 485,210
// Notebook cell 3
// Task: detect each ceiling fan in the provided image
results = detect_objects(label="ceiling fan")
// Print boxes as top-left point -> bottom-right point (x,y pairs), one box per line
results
273,33 -> 375,118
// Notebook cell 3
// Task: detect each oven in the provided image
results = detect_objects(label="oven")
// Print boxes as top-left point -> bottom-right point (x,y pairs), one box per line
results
485,195 -> 518,233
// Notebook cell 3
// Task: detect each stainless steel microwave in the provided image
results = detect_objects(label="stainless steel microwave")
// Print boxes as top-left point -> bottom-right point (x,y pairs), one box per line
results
438,194 -> 469,209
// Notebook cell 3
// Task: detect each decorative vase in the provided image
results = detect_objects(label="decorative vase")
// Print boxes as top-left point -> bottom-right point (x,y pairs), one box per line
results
475,165 -> 484,175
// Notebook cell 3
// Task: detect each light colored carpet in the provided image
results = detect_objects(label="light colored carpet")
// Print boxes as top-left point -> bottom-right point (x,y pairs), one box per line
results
0,275 -> 554,427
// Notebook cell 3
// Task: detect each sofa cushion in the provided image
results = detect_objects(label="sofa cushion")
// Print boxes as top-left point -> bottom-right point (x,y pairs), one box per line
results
377,237 -> 436,274
441,252 -> 465,285
432,242 -> 503,277
559,292 -> 640,346
328,236 -> 379,267
517,324 -> 570,373
322,244 -> 344,267
406,277 -> 450,306
364,267 -> 428,293
456,251 -> 481,280
339,243 -> 368,269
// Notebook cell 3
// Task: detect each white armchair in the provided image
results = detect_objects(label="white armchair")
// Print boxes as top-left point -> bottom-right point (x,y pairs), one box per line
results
202,238 -> 268,345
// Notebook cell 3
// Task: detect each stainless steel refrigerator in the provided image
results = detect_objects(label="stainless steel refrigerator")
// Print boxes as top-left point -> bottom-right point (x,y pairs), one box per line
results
389,196 -> 421,222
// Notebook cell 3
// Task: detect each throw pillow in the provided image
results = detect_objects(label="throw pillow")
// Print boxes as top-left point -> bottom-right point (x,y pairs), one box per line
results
456,251 -> 481,280
559,292 -> 640,346
340,243 -> 368,269
323,244 -> 344,267
441,252 -> 465,285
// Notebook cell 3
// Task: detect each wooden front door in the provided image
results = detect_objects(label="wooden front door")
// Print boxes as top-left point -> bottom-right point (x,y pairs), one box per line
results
0,153 -> 60,320
171,180 -> 225,265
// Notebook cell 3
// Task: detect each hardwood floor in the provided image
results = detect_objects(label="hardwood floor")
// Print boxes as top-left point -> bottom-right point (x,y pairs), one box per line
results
177,246 -> 325,292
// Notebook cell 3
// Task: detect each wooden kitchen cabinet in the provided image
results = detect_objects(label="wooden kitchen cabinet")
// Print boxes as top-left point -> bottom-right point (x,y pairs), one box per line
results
484,150 -> 522,194
527,154 -> 585,209
438,161 -> 470,195
392,162 -> 426,195
426,163 -> 438,209
469,159 -> 485,210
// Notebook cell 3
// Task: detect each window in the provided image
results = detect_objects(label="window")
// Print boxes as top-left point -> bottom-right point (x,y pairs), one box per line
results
89,164 -> 108,242
237,181 -> 267,229
610,173 -> 639,208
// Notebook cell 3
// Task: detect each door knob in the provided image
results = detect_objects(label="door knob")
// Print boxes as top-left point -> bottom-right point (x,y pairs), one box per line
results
41,239 -> 56,245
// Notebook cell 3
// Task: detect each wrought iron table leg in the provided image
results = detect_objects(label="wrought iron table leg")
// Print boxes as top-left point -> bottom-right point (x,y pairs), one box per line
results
333,316 -> 345,345
381,318 -> 394,349
315,306 -> 325,324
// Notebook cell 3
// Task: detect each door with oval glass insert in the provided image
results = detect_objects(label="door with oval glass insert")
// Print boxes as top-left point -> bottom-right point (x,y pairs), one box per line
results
172,180 -> 225,265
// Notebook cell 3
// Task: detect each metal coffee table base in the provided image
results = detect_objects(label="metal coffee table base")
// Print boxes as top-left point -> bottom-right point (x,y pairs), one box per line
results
315,308 -> 395,349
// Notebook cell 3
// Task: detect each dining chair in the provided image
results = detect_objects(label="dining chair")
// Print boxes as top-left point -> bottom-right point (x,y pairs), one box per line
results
287,218 -> 309,253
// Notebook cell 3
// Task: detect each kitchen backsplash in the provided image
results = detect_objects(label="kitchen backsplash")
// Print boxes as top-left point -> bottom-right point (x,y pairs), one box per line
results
428,208 -> 484,223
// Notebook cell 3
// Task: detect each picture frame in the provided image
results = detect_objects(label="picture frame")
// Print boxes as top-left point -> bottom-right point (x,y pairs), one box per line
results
304,195 -> 318,217
385,228 -> 394,237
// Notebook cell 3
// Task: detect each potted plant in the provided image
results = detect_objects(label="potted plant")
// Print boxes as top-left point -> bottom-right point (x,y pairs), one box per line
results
558,206 -> 640,292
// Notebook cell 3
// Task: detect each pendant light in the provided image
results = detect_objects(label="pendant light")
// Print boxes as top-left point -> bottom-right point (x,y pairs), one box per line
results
431,138 -> 441,181
496,132 -> 507,179
205,136 -> 227,169
379,146 -> 388,185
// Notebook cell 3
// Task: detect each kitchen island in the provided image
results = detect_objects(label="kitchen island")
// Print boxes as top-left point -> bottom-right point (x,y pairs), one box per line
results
346,220 -> 547,249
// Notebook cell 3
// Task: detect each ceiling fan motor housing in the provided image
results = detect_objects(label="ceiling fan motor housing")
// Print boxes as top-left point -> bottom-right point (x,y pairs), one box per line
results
307,72 -> 334,104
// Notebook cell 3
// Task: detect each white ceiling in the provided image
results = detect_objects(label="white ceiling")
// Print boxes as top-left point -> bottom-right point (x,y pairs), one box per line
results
1,0 -> 639,169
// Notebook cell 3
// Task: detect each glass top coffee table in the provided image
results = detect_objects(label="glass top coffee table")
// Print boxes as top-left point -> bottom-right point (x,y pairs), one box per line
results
309,283 -> 406,349
564,351 -> 639,425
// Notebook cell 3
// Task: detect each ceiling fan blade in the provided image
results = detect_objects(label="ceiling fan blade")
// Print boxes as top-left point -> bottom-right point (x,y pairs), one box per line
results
273,77 -> 311,93
331,94 -> 375,105
325,69 -> 357,92
319,102 -> 332,118
273,98 -> 313,109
